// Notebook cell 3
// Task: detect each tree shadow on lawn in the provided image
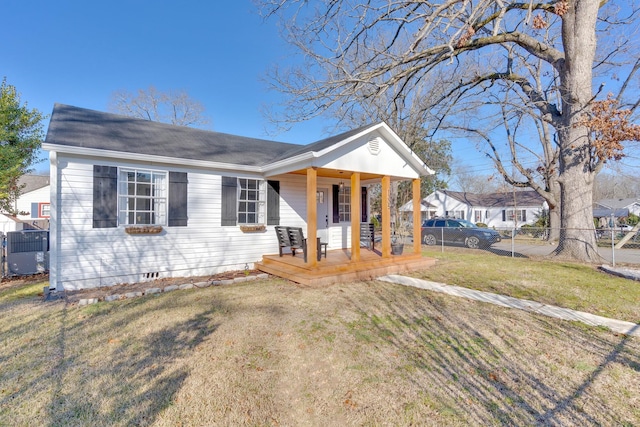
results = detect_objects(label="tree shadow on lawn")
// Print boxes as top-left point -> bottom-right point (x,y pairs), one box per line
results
347,282 -> 640,426
45,293 -> 221,426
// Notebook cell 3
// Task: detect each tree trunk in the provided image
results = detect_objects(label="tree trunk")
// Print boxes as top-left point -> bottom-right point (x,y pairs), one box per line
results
555,162 -> 600,261
548,204 -> 561,242
554,0 -> 601,262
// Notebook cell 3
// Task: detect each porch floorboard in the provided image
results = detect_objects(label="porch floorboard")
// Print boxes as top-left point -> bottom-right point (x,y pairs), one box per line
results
256,248 -> 436,286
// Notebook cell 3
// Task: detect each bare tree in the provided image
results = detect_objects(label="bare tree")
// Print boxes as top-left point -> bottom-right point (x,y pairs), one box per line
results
449,162 -> 502,194
260,0 -> 640,262
594,170 -> 640,200
109,86 -> 211,128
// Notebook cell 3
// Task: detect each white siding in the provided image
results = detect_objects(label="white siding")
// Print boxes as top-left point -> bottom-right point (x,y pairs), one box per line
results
424,191 -> 470,219
484,206 -> 544,229
0,214 -> 21,233
53,156 -> 359,290
15,186 -> 50,220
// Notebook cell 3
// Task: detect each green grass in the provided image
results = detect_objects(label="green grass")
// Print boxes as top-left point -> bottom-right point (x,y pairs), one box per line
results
417,249 -> 640,323
0,281 -> 47,303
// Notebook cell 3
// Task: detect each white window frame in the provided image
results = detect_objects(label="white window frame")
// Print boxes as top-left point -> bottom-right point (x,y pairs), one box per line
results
339,186 -> 351,222
238,178 -> 266,225
118,168 -> 167,226
505,209 -> 526,222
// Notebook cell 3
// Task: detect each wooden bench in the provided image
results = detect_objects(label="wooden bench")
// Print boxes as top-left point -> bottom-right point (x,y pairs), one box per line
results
275,226 -> 327,262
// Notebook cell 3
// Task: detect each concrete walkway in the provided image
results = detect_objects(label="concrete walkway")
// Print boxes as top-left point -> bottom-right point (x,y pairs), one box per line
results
379,275 -> 640,338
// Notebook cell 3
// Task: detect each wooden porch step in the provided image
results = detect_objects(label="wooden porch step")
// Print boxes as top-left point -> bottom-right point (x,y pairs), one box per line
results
256,251 -> 436,287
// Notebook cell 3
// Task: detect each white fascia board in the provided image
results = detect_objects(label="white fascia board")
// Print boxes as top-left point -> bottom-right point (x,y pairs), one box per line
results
42,143 -> 262,174
262,152 -> 318,176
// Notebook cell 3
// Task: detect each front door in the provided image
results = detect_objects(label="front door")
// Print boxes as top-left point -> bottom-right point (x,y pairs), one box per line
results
316,188 -> 329,245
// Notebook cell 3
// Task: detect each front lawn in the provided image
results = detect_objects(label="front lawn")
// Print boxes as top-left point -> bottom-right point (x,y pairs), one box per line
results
1,275 -> 638,426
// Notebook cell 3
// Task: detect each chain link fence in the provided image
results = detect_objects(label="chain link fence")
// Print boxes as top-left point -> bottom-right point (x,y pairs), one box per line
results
419,225 -> 640,267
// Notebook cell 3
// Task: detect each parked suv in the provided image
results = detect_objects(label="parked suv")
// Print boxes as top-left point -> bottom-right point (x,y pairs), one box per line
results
421,218 -> 501,249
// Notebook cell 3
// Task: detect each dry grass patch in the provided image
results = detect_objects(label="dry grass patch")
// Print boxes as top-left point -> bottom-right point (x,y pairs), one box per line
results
0,278 -> 638,426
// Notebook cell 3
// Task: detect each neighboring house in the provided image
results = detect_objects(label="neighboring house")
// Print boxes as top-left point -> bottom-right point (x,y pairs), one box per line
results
43,104 -> 433,291
0,175 -> 50,232
423,189 -> 547,229
398,200 -> 437,222
594,198 -> 640,219
15,175 -> 51,221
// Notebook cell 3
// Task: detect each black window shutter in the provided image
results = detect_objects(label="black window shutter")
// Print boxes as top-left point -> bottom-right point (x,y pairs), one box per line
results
93,165 -> 118,228
221,176 -> 237,226
361,186 -> 368,223
502,210 -> 506,222
522,210 -> 526,222
332,184 -> 340,223
267,180 -> 280,225
168,172 -> 188,226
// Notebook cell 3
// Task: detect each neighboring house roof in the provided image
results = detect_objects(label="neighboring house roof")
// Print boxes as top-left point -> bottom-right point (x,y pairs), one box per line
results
593,208 -> 629,218
595,198 -> 640,210
434,189 -> 545,208
43,104 -> 433,178
17,175 -> 49,194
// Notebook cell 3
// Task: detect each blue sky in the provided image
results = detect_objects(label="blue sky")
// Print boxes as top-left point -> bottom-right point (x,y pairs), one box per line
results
2,2 -> 315,168
4,1 -> 633,183
4,0 -> 499,179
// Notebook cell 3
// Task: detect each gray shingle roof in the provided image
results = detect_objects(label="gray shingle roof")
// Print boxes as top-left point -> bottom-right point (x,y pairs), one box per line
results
441,189 -> 545,207
45,104 -> 304,167
596,198 -> 639,209
17,174 -> 50,193
268,124 -> 380,162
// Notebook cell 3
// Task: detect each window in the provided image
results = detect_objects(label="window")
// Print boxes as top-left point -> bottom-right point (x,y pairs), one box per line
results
118,169 -> 167,225
338,186 -> 351,222
474,210 -> 482,223
39,203 -> 50,218
238,178 -> 265,224
503,209 -> 527,222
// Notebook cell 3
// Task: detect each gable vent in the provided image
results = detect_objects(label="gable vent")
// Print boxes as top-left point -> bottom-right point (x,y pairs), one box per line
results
368,137 -> 382,155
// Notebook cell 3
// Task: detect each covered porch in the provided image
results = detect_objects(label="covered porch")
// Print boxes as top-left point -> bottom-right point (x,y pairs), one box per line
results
256,124 -> 435,285
256,166 -> 433,286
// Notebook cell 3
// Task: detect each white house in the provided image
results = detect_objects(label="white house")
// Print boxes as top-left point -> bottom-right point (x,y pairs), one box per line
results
423,189 -> 547,229
398,199 -> 437,222
0,175 -> 50,233
43,104 -> 434,291
15,175 -> 51,221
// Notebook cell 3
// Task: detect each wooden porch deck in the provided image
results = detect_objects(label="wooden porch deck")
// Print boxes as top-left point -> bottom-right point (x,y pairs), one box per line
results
256,248 -> 436,286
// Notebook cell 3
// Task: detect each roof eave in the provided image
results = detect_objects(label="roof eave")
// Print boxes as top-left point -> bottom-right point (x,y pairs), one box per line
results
42,143 -> 265,174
